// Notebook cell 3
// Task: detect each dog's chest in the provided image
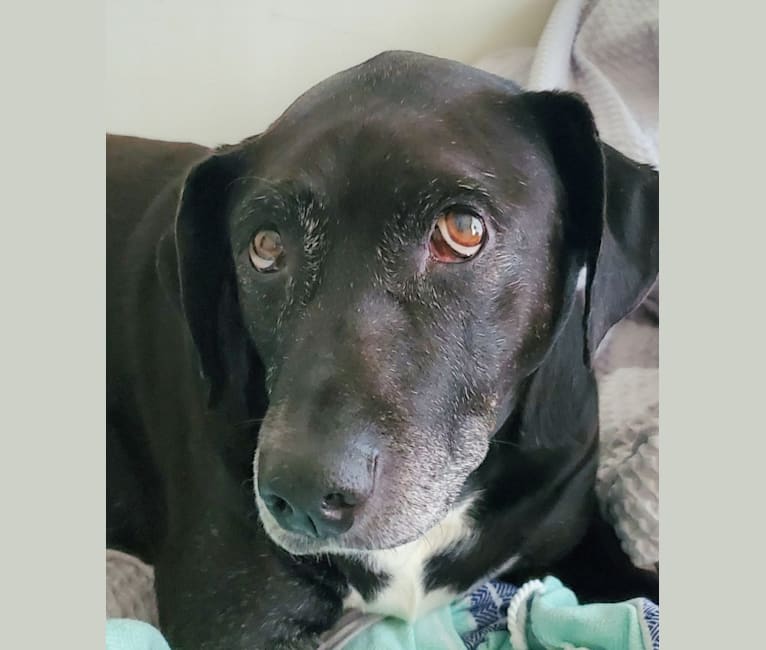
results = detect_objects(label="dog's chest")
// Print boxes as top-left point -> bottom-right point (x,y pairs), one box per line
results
341,502 -> 477,622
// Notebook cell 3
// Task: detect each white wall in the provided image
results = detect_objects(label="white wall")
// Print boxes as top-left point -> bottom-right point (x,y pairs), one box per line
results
107,0 -> 554,147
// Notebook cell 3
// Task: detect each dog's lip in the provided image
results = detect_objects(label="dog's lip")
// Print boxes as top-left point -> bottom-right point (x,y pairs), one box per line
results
262,527 -> 425,557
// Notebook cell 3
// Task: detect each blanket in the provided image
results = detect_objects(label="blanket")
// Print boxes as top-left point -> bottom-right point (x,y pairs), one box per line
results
107,578 -> 658,650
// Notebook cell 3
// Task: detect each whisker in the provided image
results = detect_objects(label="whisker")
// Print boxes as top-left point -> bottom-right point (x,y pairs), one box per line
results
233,417 -> 266,430
489,438 -> 521,449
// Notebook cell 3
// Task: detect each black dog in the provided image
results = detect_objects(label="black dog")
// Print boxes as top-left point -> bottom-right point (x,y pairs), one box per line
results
107,51 -> 658,649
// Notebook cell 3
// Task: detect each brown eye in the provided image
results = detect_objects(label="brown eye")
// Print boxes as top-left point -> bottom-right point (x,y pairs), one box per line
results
429,211 -> 486,261
249,229 -> 284,272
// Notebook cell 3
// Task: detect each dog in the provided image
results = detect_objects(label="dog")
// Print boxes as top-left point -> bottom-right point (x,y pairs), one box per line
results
107,51 -> 659,649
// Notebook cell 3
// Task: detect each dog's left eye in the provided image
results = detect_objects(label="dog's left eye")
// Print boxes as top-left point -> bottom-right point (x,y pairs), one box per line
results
429,211 -> 486,262
249,229 -> 284,272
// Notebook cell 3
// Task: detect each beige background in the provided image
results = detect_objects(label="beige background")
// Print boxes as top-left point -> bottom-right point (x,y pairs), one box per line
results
106,0 -> 555,145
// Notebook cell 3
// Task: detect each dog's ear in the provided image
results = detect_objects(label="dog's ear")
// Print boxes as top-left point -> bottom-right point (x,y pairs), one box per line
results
521,91 -> 658,361
175,146 -> 246,407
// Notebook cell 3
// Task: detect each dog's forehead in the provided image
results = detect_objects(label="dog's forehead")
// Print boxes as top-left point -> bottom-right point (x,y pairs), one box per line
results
240,51 -> 533,180
234,62 -> 539,226
270,51 -> 521,128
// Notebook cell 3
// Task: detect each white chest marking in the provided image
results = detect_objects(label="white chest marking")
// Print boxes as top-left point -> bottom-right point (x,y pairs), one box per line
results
342,500 -> 477,622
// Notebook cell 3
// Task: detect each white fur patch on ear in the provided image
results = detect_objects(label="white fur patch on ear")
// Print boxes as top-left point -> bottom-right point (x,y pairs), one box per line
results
342,498 -> 478,621
576,264 -> 587,292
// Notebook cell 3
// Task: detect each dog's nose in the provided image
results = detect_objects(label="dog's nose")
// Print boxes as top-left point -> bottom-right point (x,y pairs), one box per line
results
259,483 -> 365,538
257,447 -> 377,539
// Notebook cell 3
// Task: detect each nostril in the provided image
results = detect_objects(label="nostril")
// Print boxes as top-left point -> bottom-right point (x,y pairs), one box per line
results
274,496 -> 291,515
263,493 -> 293,517
262,491 -> 321,537
321,492 -> 357,516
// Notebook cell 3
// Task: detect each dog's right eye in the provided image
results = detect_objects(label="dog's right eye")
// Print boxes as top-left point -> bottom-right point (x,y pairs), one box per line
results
249,229 -> 284,272
429,211 -> 486,262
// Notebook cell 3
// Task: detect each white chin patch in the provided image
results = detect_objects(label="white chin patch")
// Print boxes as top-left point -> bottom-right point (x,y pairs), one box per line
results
342,498 -> 479,622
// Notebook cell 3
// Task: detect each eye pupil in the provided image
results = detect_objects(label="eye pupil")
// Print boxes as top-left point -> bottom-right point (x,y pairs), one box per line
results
447,214 -> 483,246
249,229 -> 284,271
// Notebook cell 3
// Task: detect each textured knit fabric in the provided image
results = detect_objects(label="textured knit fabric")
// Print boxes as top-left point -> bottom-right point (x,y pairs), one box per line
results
597,368 -> 659,570
476,0 -> 658,167
106,550 -> 159,627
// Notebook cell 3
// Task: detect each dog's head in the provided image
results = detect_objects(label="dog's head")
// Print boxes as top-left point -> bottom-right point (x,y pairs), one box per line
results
173,52 -> 658,555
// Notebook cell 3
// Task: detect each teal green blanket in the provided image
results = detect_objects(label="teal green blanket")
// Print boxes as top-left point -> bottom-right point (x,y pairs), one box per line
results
106,577 -> 659,650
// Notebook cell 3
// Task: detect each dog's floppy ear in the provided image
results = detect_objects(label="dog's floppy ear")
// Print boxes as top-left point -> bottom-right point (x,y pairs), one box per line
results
521,91 -> 659,361
175,145 -> 245,407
